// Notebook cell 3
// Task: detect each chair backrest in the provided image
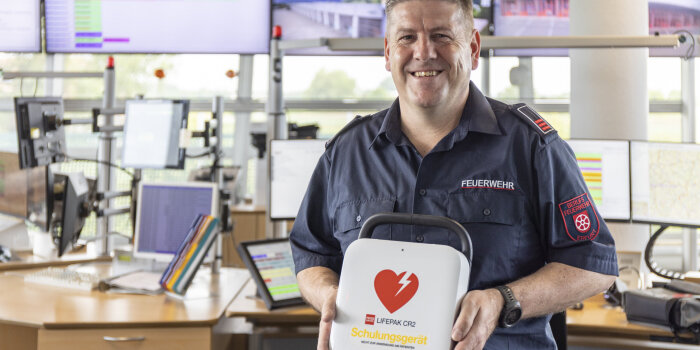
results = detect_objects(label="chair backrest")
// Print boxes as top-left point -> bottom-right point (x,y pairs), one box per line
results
550,311 -> 567,350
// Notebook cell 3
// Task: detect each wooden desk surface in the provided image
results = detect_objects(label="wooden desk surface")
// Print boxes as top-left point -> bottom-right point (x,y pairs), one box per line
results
227,286 -> 678,341
226,279 -> 320,326
0,266 -> 250,329
567,293 -> 675,338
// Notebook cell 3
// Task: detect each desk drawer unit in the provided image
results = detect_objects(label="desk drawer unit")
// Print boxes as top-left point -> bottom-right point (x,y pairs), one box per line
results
37,327 -> 210,350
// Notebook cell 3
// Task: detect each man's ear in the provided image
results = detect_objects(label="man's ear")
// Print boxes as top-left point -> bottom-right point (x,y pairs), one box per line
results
470,29 -> 481,70
384,37 -> 391,72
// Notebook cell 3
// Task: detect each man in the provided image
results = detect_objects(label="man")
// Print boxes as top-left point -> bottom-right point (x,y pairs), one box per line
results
290,0 -> 618,349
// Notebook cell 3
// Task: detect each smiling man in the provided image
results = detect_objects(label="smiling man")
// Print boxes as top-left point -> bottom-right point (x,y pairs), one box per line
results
290,1 -> 618,349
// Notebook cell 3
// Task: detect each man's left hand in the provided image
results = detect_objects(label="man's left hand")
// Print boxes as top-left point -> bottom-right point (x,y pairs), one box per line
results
451,289 -> 504,350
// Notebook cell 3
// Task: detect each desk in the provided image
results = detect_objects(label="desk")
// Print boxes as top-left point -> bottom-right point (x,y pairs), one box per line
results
0,251 -> 110,272
567,294 -> 696,349
0,266 -> 250,350
228,287 -> 698,350
227,280 -> 319,350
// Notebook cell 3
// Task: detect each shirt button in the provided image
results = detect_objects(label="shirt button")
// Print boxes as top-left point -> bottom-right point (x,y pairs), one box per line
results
419,189 -> 427,196
416,235 -> 424,242
356,215 -> 362,222
483,208 -> 491,216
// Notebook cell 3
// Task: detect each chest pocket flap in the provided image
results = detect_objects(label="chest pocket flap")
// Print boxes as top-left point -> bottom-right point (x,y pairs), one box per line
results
448,191 -> 523,225
335,198 -> 396,233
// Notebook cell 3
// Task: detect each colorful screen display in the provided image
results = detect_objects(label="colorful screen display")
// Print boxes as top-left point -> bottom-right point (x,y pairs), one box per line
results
566,140 -> 631,221
45,0 -> 270,54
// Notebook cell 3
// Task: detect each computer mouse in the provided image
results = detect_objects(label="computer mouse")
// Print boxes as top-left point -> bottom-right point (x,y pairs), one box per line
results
0,245 -> 11,263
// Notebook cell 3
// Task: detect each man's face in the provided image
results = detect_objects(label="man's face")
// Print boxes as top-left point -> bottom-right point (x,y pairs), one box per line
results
385,0 -> 480,110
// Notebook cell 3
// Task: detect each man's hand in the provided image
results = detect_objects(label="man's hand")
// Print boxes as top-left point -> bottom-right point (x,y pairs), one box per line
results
451,289 -> 504,350
317,285 -> 338,350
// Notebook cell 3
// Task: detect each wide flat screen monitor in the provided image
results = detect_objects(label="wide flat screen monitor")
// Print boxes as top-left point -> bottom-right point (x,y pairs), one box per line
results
274,0 -> 492,55
122,100 -> 188,170
133,182 -> 218,261
0,152 -> 52,231
269,139 -> 326,220
45,0 -> 270,54
0,0 -> 41,52
237,238 -> 304,309
566,140 -> 631,221
493,0 -> 698,57
631,141 -> 700,228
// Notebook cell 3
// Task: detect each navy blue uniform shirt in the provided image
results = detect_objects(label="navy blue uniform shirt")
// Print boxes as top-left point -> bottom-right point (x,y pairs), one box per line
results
290,82 -> 618,349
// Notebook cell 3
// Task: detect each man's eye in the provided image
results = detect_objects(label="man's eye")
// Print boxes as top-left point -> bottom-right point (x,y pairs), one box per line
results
399,35 -> 414,41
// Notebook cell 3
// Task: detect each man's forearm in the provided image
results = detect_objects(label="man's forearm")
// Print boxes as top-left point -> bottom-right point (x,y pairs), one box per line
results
508,262 -> 616,318
297,266 -> 340,312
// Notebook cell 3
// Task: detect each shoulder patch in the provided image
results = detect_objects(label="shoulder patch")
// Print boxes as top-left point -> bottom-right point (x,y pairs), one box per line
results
325,114 -> 372,149
510,103 -> 556,137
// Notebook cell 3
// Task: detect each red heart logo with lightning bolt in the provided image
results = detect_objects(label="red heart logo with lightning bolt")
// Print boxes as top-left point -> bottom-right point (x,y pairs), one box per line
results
374,270 -> 419,313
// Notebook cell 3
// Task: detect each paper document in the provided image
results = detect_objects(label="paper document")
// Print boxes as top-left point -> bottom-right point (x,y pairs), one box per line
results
100,271 -> 163,294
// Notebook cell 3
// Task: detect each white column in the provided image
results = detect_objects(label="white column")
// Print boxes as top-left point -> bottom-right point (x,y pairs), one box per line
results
570,0 -> 648,140
570,0 -> 650,273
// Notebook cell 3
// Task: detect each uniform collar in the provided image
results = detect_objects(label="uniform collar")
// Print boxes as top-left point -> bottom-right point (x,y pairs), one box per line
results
370,81 -> 503,150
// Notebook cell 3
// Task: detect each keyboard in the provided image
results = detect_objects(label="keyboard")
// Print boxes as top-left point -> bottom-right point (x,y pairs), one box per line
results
24,267 -> 101,291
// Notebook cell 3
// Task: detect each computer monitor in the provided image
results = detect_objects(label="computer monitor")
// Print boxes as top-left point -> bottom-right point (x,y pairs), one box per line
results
493,0 -> 698,57
493,0 -> 570,57
44,0 -> 270,54
133,182 -> 218,261
649,0 -> 700,57
237,238 -> 305,310
121,100 -> 189,170
274,0 -> 492,55
565,139 -> 631,221
53,172 -> 90,257
0,152 -> 52,231
0,0 -> 41,53
14,97 -> 67,169
269,139 -> 326,220
631,141 -> 700,228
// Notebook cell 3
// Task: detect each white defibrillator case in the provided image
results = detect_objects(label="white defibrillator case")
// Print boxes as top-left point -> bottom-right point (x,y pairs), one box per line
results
330,213 -> 473,350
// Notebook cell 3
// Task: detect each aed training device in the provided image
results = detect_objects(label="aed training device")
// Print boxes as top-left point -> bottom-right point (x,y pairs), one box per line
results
331,213 -> 473,350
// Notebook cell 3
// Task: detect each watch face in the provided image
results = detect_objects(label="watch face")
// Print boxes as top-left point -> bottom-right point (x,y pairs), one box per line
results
505,308 -> 522,326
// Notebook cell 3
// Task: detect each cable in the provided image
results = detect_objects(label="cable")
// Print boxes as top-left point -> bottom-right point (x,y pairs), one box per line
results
186,150 -> 214,158
61,154 -> 135,178
33,77 -> 38,97
674,30 -> 696,60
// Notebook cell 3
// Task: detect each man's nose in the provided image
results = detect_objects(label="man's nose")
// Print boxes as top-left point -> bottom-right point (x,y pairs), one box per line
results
414,35 -> 436,61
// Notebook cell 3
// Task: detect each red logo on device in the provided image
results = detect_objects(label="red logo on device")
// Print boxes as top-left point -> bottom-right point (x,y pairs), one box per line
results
374,270 -> 419,314
365,314 -> 375,325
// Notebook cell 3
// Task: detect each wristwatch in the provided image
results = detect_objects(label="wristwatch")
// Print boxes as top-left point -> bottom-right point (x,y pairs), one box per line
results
495,285 -> 522,328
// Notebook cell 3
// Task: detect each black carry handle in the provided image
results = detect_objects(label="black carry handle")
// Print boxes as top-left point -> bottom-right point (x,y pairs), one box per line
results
358,212 -> 473,264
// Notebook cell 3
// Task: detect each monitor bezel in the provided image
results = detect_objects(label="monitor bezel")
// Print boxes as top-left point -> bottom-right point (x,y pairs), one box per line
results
237,238 -> 306,310
133,181 -> 219,261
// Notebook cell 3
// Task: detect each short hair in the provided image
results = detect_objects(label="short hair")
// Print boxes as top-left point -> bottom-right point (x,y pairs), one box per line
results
385,0 -> 474,29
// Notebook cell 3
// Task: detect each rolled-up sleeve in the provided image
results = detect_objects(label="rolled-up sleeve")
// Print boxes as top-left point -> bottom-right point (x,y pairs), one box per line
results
290,152 -> 343,275
533,138 -> 618,276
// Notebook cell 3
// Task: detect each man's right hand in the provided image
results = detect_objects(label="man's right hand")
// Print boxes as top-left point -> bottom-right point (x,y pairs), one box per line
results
296,267 -> 341,350
317,285 -> 338,350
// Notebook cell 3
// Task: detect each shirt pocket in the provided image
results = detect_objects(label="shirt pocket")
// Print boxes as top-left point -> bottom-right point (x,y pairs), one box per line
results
447,191 -> 524,288
334,198 -> 396,252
